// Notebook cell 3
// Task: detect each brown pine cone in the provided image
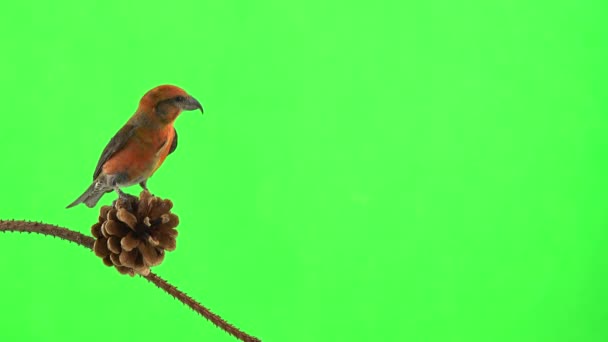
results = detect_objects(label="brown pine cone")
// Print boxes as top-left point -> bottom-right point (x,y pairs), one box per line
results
90,190 -> 179,276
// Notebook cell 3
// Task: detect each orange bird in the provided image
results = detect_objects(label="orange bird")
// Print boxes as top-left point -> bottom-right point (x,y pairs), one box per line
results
67,85 -> 203,208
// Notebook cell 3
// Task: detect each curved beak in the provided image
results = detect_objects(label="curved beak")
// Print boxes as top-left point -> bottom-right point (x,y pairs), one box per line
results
185,96 -> 204,114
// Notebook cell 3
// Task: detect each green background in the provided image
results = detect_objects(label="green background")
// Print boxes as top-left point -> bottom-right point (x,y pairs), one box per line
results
0,0 -> 606,341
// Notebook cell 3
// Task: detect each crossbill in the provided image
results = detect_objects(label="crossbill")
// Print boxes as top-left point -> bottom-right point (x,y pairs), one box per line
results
67,85 -> 203,208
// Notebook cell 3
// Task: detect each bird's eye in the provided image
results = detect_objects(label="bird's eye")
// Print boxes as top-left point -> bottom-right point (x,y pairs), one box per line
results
175,96 -> 186,102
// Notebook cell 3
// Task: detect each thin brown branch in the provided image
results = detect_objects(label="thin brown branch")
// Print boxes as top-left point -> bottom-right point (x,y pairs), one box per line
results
144,273 -> 261,342
0,219 -> 260,342
0,219 -> 95,248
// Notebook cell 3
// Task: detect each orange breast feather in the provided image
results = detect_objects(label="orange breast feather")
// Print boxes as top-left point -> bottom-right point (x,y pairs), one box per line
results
101,125 -> 175,182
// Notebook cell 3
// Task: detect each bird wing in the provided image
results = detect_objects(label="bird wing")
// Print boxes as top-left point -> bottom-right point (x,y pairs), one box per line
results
93,124 -> 137,179
168,127 -> 178,155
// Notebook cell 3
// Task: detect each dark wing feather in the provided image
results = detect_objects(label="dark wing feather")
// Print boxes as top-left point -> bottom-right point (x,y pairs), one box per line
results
93,124 -> 137,179
168,127 -> 178,155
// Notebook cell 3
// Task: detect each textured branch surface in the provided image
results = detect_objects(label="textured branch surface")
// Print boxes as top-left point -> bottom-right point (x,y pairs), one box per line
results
0,219 -> 94,248
145,273 -> 260,342
0,219 -> 260,342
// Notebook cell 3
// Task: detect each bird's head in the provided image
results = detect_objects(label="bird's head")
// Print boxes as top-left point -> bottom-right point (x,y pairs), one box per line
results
139,85 -> 203,123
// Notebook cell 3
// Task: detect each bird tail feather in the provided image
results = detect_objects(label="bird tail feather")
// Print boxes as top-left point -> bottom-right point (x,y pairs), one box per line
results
66,182 -> 108,208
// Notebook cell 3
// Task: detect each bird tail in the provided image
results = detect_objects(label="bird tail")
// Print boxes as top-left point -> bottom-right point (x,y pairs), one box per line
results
66,182 -> 108,208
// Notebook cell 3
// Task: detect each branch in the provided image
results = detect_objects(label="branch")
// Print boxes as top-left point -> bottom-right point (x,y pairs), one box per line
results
0,219 -> 95,248
0,219 -> 260,342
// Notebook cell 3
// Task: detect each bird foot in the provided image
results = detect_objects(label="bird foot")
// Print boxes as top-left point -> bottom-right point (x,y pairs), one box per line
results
112,192 -> 139,210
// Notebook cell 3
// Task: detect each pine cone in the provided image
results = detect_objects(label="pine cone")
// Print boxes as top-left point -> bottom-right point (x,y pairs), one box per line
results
90,190 -> 179,276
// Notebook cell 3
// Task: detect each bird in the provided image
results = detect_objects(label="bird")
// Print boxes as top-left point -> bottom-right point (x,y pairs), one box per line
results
66,85 -> 203,208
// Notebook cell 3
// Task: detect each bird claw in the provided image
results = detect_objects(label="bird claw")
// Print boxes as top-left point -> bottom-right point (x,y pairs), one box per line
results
121,193 -> 138,201
112,192 -> 138,210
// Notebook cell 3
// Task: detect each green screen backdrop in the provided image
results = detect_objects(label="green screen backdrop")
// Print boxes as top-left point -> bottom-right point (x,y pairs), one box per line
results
0,1 -> 607,341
